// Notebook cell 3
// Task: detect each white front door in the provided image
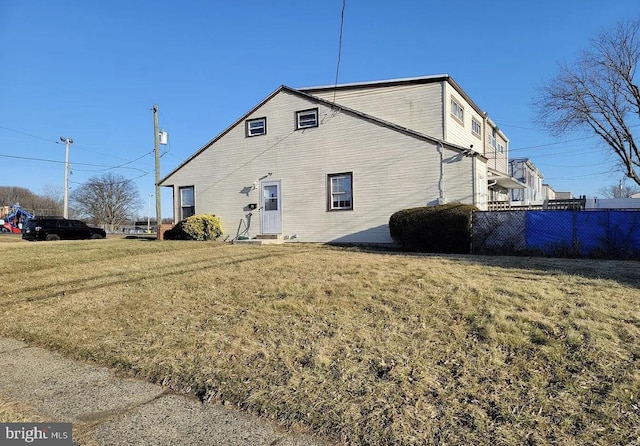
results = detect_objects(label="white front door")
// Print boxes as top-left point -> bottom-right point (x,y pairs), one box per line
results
261,180 -> 282,234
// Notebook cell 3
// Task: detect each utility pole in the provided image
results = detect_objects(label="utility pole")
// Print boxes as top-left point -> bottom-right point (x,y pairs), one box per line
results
619,179 -> 624,198
153,105 -> 161,233
59,136 -> 73,219
147,193 -> 153,233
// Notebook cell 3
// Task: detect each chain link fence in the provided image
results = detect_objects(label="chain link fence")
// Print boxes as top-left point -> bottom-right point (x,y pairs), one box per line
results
472,210 -> 640,259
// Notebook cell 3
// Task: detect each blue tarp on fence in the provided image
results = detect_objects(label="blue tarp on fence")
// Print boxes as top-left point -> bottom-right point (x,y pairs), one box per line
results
525,210 -> 640,256
472,210 -> 640,258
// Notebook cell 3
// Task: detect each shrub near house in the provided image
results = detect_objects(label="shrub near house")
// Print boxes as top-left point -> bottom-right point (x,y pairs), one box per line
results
389,203 -> 477,253
163,214 -> 223,241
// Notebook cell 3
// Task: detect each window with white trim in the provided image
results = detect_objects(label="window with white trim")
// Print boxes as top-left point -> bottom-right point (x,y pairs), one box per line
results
497,142 -> 505,154
451,98 -> 464,123
246,117 -> 266,137
472,118 -> 481,137
328,173 -> 352,210
296,108 -> 318,129
180,186 -> 195,220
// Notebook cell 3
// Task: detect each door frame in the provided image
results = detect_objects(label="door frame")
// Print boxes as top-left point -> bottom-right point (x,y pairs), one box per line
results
260,180 -> 282,234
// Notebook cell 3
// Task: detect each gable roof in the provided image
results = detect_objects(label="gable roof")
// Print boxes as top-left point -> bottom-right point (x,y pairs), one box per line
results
159,85 -> 482,186
300,74 -> 451,92
299,74 -> 489,119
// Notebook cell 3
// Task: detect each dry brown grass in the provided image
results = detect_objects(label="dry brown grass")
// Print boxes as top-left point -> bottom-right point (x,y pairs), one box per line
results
0,398 -> 41,423
0,396 -> 97,445
1,235 -> 639,445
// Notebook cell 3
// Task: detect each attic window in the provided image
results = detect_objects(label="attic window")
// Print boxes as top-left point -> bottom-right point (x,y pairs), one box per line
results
296,108 -> 318,129
246,117 -> 266,137
472,118 -> 481,137
451,98 -> 464,124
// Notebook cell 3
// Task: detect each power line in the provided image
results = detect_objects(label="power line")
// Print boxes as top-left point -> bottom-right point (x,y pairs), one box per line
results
332,0 -> 346,106
535,161 -> 606,168
508,135 -> 597,153
0,123 -> 153,165
546,171 -> 613,180
71,151 -> 152,173
0,153 -> 64,165
0,153 -> 148,172
0,125 -> 60,144
69,170 -> 150,188
506,122 -> 640,154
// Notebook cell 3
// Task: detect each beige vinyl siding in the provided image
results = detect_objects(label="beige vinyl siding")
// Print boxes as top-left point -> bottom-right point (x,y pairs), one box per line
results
443,151 -> 487,210
494,134 -> 509,174
440,151 -> 476,208
444,83 -> 487,152
308,83 -> 445,139
474,157 -> 489,210
485,125 -> 496,171
485,123 -> 509,175
164,90 -> 476,243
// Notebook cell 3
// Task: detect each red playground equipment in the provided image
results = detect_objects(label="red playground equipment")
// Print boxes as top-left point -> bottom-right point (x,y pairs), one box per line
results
0,204 -> 34,233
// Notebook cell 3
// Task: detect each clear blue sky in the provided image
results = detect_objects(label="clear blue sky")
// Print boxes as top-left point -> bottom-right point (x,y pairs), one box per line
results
1,1 -> 639,218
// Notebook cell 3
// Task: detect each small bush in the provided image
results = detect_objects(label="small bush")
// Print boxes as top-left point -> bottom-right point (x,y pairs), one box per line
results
389,203 -> 477,253
164,214 -> 223,241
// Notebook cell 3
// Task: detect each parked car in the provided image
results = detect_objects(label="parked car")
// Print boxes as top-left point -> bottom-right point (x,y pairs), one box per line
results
22,218 -> 106,241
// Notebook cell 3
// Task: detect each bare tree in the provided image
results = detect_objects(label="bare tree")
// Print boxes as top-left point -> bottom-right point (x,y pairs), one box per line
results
598,180 -> 640,198
71,173 -> 142,230
0,186 -> 61,216
534,19 -> 640,185
39,184 -> 64,216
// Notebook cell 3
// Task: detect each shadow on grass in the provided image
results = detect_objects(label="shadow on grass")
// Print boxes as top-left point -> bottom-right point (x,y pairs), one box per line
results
4,247 -> 300,307
341,244 -> 640,290
123,235 -> 157,241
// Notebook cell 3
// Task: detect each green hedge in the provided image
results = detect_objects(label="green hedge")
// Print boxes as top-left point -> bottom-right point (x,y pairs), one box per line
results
389,203 -> 477,253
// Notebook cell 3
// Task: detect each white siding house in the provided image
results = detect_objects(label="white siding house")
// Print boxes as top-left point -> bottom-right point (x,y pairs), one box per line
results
302,76 -> 520,206
160,76 -> 520,244
542,183 -> 556,200
509,158 -> 544,204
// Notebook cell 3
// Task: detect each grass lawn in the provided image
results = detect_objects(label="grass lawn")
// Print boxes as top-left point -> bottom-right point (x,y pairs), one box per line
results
1,235 -> 639,445
0,398 -> 41,423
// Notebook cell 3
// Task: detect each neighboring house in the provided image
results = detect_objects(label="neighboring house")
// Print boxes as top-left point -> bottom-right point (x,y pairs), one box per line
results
509,158 -> 544,205
585,198 -> 640,209
555,191 -> 574,199
542,183 -> 556,200
159,75 -> 522,244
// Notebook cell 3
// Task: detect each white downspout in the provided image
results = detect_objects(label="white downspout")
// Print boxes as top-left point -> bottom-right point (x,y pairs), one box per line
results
437,143 -> 444,203
471,153 -> 477,207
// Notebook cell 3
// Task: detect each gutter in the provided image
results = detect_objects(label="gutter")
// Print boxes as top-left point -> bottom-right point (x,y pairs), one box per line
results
437,143 -> 444,202
471,152 -> 477,207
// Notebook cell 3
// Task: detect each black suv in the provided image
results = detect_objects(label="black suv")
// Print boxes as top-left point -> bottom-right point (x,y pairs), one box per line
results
22,218 -> 106,241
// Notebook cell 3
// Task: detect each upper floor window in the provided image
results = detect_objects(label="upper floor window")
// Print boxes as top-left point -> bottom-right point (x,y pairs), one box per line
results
328,172 -> 353,210
246,117 -> 266,137
451,98 -> 464,123
296,108 -> 318,129
471,118 -> 481,137
490,130 -> 497,149
497,142 -> 505,154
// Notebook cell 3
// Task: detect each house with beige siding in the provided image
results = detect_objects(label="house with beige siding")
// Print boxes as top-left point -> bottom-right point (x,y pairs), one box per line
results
300,76 -> 521,203
509,158 -> 544,205
159,75 -> 521,244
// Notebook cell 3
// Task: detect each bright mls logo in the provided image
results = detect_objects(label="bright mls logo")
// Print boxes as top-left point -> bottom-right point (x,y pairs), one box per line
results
0,423 -> 76,445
